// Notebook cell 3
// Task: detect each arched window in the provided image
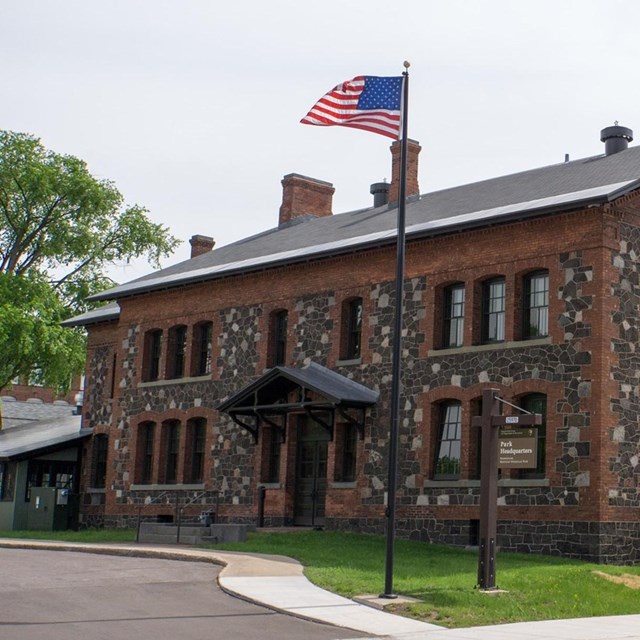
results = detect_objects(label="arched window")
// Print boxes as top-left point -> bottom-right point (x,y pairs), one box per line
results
186,418 -> 206,483
137,422 -> 156,484
443,283 -> 465,348
92,434 -> 109,489
481,278 -> 506,343
433,401 -> 462,480
162,420 -> 181,484
261,427 -> 282,483
268,310 -> 288,367
523,271 -> 549,339
519,393 -> 547,478
167,325 -> 188,379
192,321 -> 213,376
143,330 -> 162,382
469,397 -> 482,480
342,297 -> 363,360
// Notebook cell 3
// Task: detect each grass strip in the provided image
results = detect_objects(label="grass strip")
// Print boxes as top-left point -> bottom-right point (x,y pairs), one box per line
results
210,530 -> 640,628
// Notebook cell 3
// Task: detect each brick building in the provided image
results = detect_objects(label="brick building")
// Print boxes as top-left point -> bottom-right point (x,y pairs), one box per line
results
66,124 -> 640,563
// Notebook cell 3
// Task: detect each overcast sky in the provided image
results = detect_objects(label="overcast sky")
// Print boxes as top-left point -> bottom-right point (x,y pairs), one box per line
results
3,1 -> 639,282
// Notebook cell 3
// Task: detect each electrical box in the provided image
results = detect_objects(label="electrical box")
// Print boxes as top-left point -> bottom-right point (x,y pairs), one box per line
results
27,487 -> 75,531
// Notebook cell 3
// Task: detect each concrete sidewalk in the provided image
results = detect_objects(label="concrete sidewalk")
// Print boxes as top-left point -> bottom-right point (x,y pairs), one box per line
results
0,538 -> 638,640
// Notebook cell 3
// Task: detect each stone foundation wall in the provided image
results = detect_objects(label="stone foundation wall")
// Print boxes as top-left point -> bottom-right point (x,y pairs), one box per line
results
327,516 -> 640,564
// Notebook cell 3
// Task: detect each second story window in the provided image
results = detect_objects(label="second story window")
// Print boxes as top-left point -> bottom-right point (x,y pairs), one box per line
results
168,325 -> 187,379
523,271 -> 549,338
269,310 -> 288,367
144,330 -> 163,382
482,278 -> 505,343
192,322 -> 213,376
343,297 -> 363,360
443,283 -> 465,348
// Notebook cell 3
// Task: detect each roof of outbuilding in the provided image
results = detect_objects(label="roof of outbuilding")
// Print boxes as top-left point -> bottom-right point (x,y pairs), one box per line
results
82,144 -> 640,311
0,404 -> 90,460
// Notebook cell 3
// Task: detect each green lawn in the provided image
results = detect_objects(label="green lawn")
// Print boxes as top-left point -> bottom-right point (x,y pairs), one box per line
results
211,530 -> 640,628
2,527 -> 639,628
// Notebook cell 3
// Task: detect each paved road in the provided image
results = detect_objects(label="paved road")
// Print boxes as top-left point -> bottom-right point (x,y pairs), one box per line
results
0,548 -> 358,640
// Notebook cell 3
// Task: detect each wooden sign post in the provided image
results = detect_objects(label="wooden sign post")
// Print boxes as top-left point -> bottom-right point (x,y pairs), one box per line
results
472,388 -> 542,591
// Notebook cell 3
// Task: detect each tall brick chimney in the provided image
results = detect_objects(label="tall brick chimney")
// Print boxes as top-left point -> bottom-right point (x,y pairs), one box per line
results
189,234 -> 215,258
388,139 -> 421,206
279,173 -> 334,227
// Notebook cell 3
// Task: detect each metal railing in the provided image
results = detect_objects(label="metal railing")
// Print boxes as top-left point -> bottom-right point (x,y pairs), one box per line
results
135,490 -> 174,542
135,489 -> 219,543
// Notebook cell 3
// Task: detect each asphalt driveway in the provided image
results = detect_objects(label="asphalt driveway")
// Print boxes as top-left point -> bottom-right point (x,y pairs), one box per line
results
0,548 -> 355,640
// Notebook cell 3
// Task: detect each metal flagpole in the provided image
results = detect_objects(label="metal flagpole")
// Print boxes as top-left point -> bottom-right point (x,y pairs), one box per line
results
381,61 -> 410,599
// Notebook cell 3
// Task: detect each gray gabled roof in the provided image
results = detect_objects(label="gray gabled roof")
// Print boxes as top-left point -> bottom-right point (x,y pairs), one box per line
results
85,144 -> 640,306
60,302 -> 121,328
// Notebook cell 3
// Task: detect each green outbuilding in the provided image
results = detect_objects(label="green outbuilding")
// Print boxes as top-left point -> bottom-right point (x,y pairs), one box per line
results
0,399 -> 91,531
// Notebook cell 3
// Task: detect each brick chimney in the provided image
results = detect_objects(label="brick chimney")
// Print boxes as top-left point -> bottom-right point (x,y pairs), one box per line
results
189,234 -> 215,258
388,139 -> 421,206
279,173 -> 334,227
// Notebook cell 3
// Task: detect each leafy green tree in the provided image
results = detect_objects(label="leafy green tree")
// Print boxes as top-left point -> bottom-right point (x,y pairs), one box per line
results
0,130 -> 179,392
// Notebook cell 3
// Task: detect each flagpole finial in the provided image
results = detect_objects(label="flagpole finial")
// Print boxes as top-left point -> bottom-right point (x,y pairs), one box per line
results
403,60 -> 410,69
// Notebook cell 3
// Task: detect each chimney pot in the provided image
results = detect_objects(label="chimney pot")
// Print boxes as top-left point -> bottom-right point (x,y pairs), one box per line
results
189,234 -> 215,258
601,124 -> 633,156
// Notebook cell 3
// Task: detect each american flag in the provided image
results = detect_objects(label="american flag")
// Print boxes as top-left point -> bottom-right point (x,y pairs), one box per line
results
301,76 -> 403,139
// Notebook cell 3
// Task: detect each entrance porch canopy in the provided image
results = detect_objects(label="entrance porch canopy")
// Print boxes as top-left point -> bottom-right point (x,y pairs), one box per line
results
217,362 -> 379,442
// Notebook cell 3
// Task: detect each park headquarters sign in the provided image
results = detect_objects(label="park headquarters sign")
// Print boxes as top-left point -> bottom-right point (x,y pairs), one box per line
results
498,420 -> 537,469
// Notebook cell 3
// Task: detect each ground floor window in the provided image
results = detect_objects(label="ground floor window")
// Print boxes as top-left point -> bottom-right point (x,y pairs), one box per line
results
266,428 -> 282,483
0,462 -> 16,501
136,417 -> 209,485
25,460 -> 77,501
139,422 -> 156,484
163,421 -> 181,484
519,393 -> 547,478
433,401 -> 462,479
337,423 -> 358,482
187,418 -> 206,483
92,434 -> 108,488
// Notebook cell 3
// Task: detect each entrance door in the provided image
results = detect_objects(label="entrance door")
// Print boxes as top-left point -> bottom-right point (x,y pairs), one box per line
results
294,417 -> 329,526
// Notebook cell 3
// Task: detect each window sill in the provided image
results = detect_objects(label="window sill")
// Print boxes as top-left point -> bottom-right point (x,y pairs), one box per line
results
423,478 -> 549,488
258,482 -> 281,489
138,374 -> 212,388
130,483 -> 206,491
336,358 -> 362,366
330,481 -> 357,489
428,336 -> 551,357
